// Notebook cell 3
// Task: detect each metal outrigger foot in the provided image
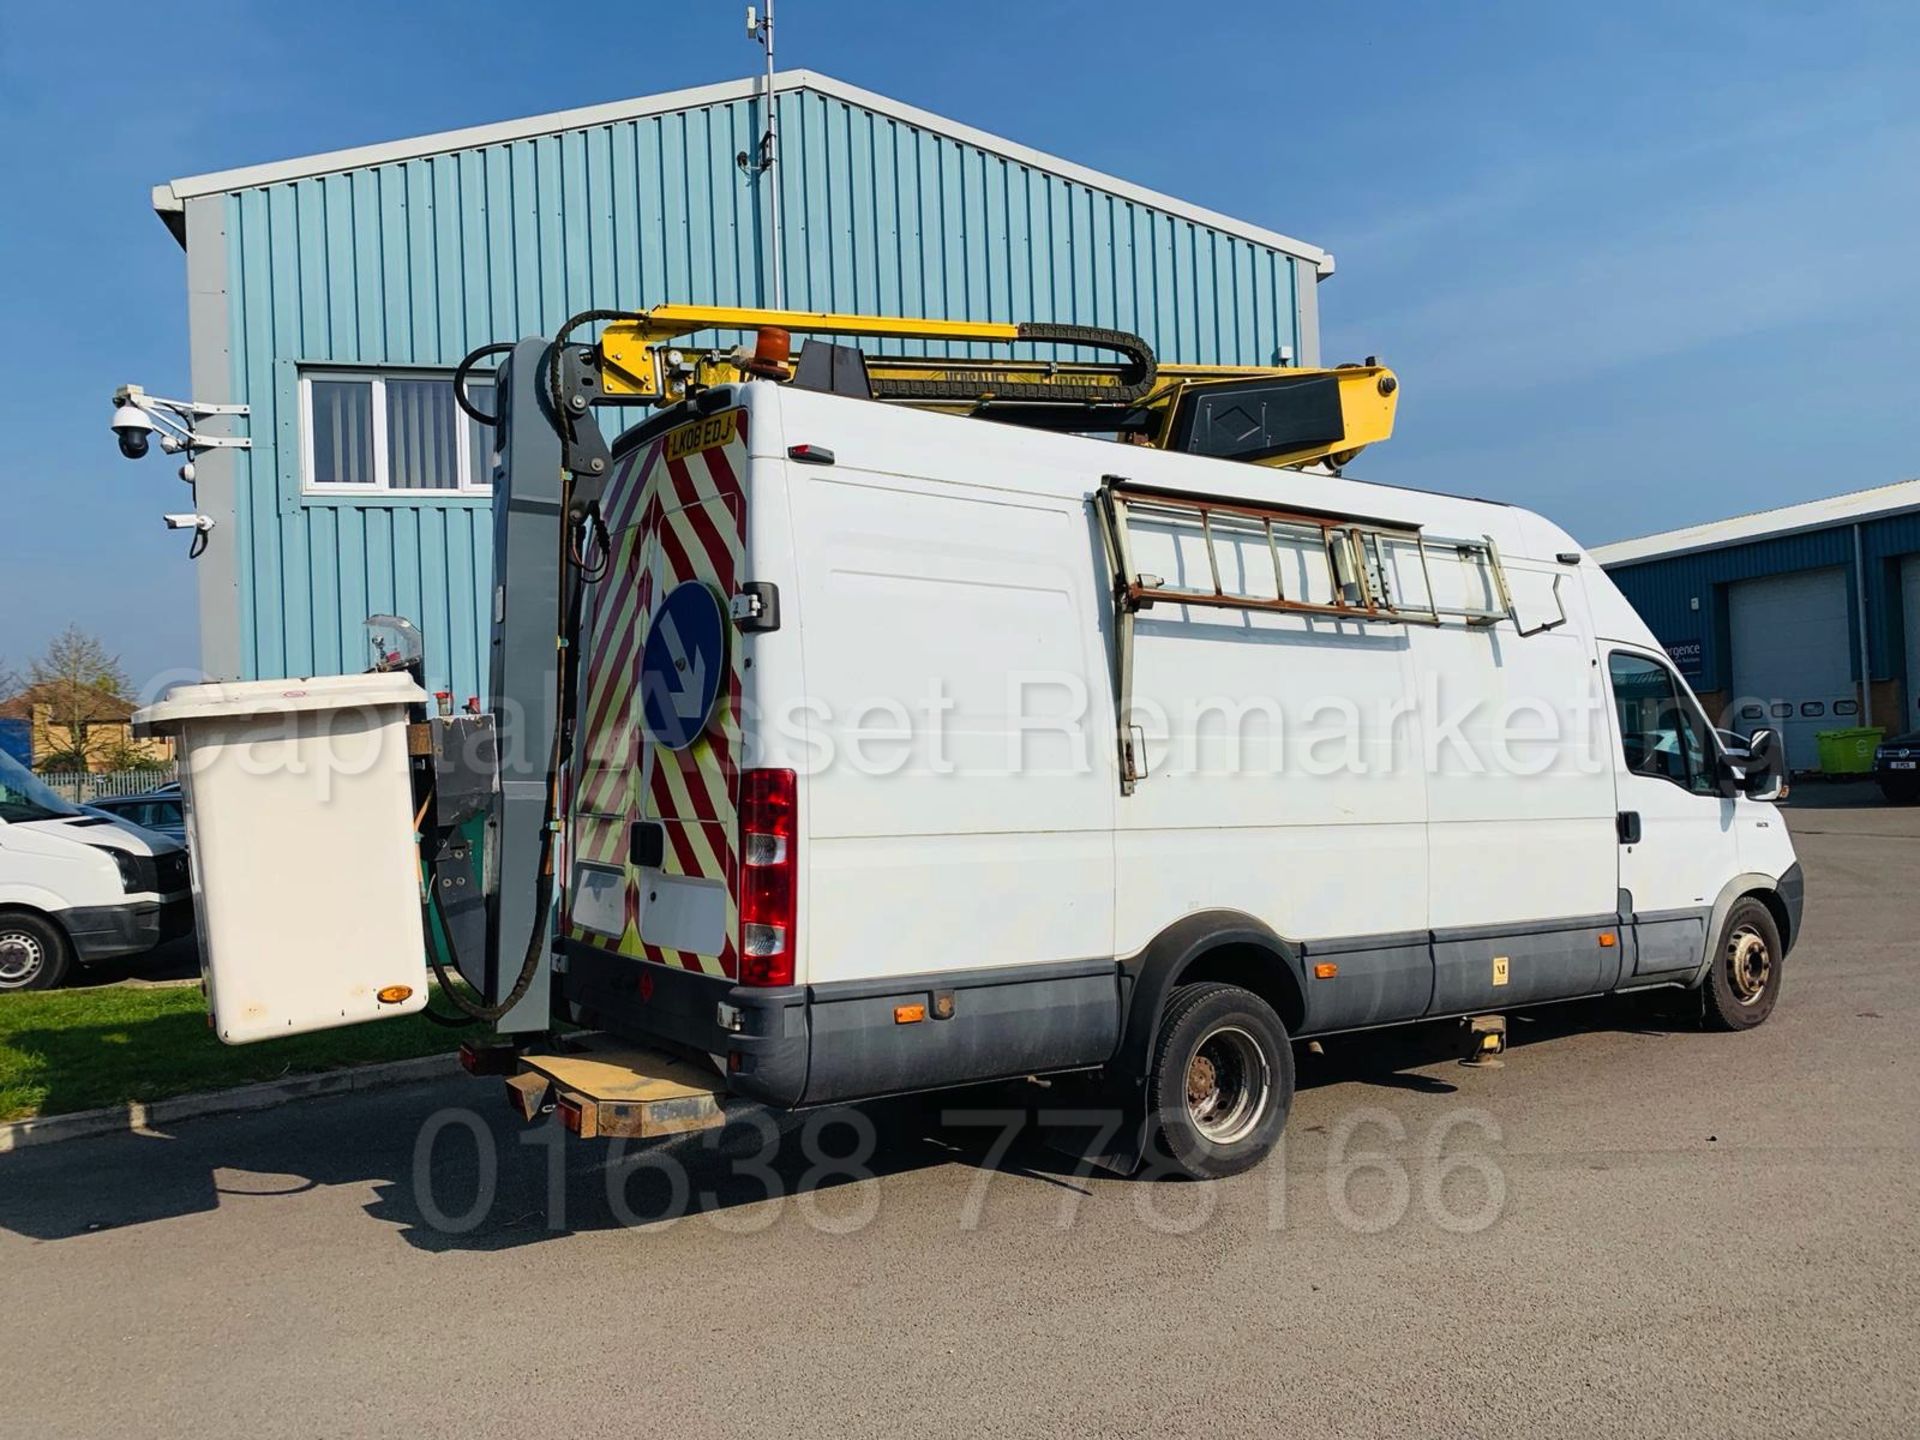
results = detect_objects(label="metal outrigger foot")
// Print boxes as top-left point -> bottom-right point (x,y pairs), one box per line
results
1458,1014 -> 1509,1068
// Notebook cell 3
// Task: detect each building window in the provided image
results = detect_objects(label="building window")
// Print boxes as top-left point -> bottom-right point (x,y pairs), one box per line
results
301,370 -> 494,494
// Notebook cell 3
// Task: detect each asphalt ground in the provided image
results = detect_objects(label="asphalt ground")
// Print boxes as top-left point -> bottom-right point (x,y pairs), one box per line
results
3,785 -> 1915,1438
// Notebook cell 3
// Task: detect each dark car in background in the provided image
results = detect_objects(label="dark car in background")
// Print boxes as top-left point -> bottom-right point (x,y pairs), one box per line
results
86,784 -> 188,846
1873,734 -> 1920,803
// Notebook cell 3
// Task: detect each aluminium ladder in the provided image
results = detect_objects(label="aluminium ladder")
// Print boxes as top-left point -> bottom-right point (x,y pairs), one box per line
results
1093,475 -> 1566,793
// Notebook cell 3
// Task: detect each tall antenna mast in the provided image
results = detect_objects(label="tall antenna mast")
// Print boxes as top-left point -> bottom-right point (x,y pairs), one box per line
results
744,3 -> 784,307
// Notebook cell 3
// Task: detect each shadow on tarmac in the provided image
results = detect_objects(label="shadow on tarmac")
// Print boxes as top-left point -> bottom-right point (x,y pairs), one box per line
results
0,990 -> 1686,1251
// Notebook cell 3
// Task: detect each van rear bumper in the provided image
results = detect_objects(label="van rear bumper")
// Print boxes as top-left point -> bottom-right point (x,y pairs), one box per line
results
560,942 -> 809,1107
65,896 -> 194,963
558,942 -> 1122,1109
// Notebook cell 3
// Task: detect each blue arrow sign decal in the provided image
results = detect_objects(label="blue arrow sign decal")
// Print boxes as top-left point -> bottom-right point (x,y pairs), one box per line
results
639,580 -> 727,750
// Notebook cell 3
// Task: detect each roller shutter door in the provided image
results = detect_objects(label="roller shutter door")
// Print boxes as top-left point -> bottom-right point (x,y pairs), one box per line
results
1727,567 -> 1853,770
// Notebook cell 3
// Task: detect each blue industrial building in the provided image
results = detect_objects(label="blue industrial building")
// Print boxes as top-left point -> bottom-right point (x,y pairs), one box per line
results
152,71 -> 1334,701
1593,480 -> 1920,768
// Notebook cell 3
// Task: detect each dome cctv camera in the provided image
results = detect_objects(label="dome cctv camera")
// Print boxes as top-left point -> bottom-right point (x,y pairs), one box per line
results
111,401 -> 155,460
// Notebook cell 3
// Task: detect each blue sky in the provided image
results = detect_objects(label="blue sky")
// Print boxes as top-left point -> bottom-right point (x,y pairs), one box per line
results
1,1 -> 1916,687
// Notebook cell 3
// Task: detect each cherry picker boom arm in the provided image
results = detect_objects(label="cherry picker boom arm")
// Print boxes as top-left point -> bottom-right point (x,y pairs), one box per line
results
533,303 -> 1397,483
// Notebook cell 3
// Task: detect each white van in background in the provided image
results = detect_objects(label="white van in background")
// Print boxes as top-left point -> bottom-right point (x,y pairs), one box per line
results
0,750 -> 192,990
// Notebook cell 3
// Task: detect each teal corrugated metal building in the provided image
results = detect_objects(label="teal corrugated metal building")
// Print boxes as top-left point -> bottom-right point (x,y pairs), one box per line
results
153,71 -> 1333,698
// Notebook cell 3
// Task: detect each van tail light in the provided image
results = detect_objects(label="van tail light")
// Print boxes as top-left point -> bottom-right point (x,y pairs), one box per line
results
738,768 -> 797,986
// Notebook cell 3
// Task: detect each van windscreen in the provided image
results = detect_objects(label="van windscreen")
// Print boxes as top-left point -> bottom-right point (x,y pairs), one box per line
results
0,750 -> 83,822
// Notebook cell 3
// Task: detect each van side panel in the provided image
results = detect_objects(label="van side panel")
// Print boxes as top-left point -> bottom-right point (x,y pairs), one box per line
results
1113,505 -> 1430,962
787,466 -> 1118,987
1414,560 -> 1618,930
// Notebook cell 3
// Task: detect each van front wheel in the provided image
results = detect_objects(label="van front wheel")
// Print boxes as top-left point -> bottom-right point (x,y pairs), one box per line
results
1146,982 -> 1294,1179
0,911 -> 71,992
1701,898 -> 1783,1032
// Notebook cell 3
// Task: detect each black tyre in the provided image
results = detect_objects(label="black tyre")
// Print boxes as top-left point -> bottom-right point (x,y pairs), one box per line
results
1879,780 -> 1920,805
0,911 -> 72,992
1701,897 -> 1783,1032
1145,981 -> 1294,1179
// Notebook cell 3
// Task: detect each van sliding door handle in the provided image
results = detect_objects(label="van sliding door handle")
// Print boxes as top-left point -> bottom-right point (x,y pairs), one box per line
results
1616,811 -> 1642,845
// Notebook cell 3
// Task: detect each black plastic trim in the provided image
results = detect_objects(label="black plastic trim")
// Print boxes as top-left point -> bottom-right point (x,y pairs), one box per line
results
1164,372 -> 1345,464
1431,913 -> 1620,944
1114,909 -> 1301,1084
64,899 -> 192,963
557,942 -> 1122,1109
808,956 -> 1113,1004
1634,906 -> 1714,925
1776,864 -> 1805,953
629,822 -> 665,869
558,892 -> 1760,1118
801,964 -> 1120,1106
734,580 -> 781,632
1298,929 -> 1429,956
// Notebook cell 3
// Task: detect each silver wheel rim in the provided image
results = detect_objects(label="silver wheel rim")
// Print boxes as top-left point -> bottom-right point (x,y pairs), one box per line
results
0,929 -> 45,988
1185,1025 -> 1271,1146
1725,923 -> 1772,1006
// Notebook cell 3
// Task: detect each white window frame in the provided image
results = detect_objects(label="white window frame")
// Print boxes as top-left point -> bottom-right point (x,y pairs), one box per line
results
300,368 -> 493,496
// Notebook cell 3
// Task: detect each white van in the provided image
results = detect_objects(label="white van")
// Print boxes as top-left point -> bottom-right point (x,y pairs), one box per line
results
545,382 -> 1802,1177
0,750 -> 192,990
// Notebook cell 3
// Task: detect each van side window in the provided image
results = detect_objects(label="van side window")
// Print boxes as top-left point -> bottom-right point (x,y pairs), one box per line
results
1608,652 -> 1716,795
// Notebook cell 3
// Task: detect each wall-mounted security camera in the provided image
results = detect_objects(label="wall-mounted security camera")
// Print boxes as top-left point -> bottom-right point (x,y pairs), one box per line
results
163,511 -> 216,558
111,401 -> 155,460
110,383 -> 249,559
108,384 -> 250,464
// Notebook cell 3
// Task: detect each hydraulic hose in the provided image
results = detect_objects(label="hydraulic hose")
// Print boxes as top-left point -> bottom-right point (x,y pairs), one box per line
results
451,341 -> 512,426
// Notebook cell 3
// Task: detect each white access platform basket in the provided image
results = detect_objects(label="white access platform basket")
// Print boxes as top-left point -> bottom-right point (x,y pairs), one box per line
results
134,672 -> 432,1044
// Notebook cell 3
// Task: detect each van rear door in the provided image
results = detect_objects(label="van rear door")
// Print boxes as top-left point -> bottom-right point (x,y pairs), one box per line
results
568,408 -> 749,983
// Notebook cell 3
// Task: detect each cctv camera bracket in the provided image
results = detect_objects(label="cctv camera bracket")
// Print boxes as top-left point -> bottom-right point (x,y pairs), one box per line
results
113,383 -> 252,452
114,383 -> 248,419
169,432 -> 250,451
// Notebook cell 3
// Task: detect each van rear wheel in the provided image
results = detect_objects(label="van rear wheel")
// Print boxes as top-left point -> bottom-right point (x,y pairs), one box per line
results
1701,898 -> 1783,1032
1146,982 -> 1293,1179
0,911 -> 71,992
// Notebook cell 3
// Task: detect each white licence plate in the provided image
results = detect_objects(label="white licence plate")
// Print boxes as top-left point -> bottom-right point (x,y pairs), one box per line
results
1891,760 -> 1917,770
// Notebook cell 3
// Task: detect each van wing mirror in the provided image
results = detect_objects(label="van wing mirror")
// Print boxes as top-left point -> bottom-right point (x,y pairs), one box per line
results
1737,727 -> 1785,801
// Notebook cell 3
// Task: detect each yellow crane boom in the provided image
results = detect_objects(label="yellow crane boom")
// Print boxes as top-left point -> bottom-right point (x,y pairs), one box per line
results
560,303 -> 1398,472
